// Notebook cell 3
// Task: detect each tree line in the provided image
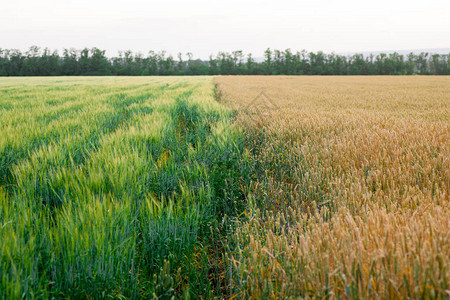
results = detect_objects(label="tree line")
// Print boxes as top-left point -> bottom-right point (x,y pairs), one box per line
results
1,46 -> 449,76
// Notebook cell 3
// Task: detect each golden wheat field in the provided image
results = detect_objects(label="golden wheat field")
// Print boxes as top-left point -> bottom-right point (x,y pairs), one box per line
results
215,76 -> 450,299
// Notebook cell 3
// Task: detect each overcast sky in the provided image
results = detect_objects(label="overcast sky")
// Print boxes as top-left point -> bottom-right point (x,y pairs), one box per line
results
1,0 -> 449,59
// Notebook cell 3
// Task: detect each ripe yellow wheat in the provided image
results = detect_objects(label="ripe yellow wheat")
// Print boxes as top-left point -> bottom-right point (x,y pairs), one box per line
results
216,76 -> 450,299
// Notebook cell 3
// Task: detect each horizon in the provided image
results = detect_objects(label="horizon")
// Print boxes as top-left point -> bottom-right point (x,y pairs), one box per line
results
2,46 -> 449,61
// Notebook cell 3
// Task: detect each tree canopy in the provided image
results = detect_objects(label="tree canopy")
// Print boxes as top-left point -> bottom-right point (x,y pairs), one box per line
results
1,46 -> 449,76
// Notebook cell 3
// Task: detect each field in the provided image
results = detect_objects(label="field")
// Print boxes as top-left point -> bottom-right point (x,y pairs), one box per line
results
216,76 -> 450,299
0,77 -> 253,298
0,76 -> 449,299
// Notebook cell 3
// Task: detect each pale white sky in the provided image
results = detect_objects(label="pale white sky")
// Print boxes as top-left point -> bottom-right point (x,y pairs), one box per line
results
1,0 -> 449,59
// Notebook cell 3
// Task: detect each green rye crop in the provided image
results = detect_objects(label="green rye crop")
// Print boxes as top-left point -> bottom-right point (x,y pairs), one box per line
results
0,77 -> 252,298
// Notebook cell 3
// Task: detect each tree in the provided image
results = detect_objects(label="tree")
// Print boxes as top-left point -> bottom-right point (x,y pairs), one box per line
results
89,48 -> 111,75
263,48 -> 273,75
